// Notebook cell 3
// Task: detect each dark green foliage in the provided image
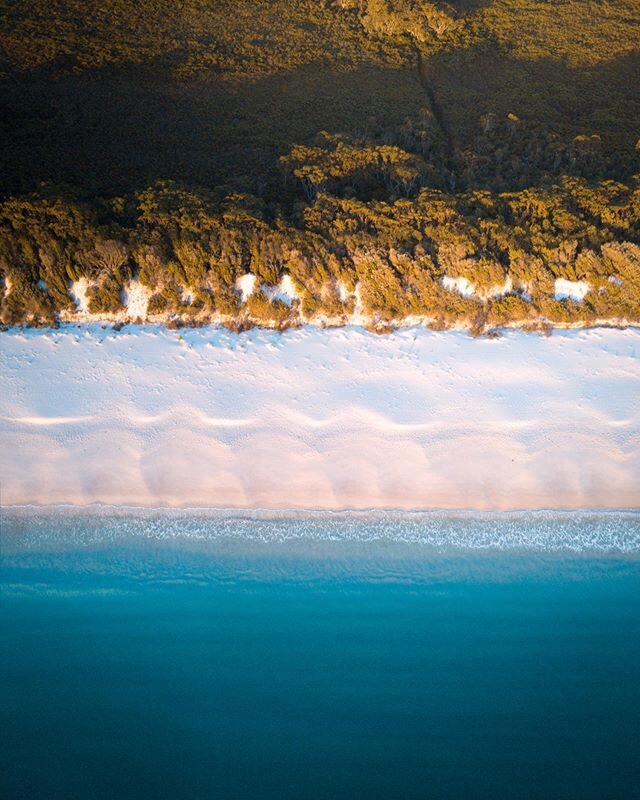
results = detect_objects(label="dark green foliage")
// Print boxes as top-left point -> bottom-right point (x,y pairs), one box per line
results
86,278 -> 125,315
2,171 -> 639,327
246,292 -> 293,327
1,1 -> 639,329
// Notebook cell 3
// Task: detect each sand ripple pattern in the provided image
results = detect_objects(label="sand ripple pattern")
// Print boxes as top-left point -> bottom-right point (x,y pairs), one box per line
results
1,325 -> 639,509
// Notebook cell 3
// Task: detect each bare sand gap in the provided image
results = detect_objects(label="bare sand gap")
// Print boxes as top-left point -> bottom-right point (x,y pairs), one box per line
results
1,326 -> 639,509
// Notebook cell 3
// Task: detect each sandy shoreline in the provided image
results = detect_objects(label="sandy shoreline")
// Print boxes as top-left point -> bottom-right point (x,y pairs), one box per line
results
1,325 -> 639,510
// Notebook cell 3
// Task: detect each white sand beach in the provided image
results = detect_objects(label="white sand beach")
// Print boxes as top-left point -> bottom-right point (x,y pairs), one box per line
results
1,325 -> 639,509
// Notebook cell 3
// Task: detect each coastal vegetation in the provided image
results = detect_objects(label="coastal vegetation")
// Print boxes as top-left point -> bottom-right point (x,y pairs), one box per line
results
1,0 -> 639,329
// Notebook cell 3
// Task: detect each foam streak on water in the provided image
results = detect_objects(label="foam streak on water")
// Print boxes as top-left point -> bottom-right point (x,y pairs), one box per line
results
2,509 -> 640,799
3,506 -> 639,553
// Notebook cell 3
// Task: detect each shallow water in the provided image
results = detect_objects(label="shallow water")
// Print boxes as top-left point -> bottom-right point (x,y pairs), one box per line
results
2,509 -> 640,799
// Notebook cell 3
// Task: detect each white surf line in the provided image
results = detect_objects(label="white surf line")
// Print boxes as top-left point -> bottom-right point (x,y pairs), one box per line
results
126,412 -> 256,427
6,409 -> 631,434
257,406 -> 638,433
1,415 -> 96,426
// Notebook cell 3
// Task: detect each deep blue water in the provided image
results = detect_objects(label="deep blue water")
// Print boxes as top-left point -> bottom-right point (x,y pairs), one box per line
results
1,509 -> 640,799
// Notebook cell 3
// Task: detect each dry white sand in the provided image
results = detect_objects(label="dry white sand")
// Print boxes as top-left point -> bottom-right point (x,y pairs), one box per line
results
1,325 -> 639,509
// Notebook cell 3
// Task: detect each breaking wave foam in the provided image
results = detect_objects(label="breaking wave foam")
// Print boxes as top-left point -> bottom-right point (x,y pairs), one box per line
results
4,506 -> 640,554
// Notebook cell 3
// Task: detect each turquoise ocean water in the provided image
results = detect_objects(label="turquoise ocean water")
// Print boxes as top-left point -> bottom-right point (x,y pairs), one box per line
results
1,508 -> 640,799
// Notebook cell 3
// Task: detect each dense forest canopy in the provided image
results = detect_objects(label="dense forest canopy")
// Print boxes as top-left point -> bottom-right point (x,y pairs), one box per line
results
0,0 -> 639,329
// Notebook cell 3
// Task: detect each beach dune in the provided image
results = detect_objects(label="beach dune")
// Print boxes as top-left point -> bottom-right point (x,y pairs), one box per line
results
1,325 -> 638,509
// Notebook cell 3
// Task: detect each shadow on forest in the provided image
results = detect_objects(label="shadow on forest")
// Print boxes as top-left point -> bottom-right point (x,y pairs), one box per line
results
428,46 -> 640,145
0,43 -> 638,200
0,60 -> 424,198
446,0 -> 494,10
